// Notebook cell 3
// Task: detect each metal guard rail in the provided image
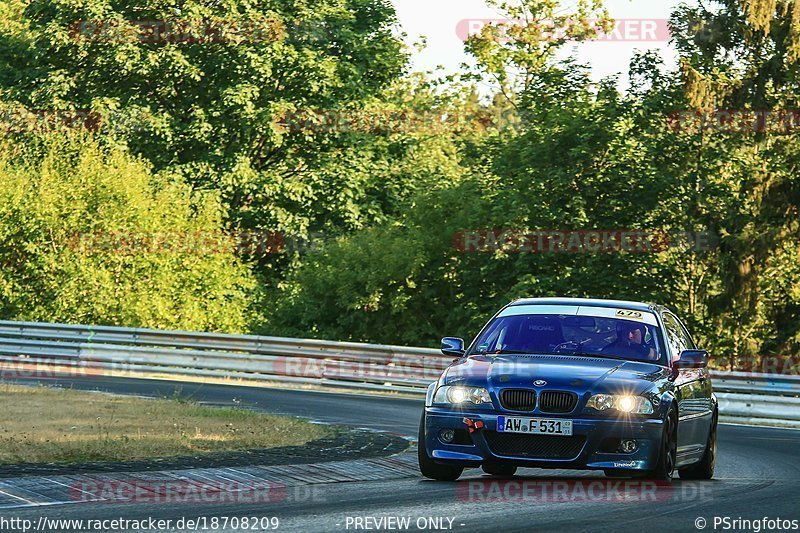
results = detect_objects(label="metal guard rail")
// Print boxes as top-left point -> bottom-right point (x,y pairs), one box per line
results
0,321 -> 797,427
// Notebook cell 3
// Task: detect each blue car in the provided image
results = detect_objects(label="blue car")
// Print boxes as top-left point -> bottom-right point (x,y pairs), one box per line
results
419,298 -> 717,482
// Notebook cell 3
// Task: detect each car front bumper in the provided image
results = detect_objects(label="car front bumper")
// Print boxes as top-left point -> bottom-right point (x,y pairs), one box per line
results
423,407 -> 664,471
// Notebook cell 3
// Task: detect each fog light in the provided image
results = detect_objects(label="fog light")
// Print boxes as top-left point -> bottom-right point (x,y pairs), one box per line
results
619,439 -> 638,453
439,429 -> 455,443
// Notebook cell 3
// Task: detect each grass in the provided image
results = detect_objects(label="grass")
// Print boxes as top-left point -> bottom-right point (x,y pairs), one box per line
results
0,384 -> 330,465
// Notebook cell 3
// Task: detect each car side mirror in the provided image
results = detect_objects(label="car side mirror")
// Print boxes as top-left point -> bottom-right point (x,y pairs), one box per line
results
674,350 -> 709,369
441,337 -> 465,358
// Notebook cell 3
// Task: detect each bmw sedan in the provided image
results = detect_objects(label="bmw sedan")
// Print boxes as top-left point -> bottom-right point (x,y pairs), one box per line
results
419,298 -> 717,482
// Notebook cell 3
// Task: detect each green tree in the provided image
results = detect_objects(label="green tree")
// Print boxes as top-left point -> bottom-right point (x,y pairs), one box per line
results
667,0 -> 800,367
464,0 -> 611,102
0,133 -> 255,331
0,0 -> 409,243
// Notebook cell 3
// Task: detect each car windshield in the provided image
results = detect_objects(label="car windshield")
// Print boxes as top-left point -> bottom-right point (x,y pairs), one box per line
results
467,313 -> 665,364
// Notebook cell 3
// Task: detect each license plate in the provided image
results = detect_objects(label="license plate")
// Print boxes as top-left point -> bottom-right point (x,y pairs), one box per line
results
497,416 -> 573,436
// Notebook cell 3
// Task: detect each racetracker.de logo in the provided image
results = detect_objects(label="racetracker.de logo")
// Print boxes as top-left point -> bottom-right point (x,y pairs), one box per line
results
69,19 -> 285,44
0,359 -> 103,379
0,109 -> 102,133
455,18 -> 670,42
69,480 -> 287,504
667,109 -> 800,135
452,230 -> 718,254
457,479 -> 710,503
272,355 -> 448,382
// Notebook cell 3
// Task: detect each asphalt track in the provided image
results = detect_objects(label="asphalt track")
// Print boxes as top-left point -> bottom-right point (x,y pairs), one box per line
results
2,375 -> 799,533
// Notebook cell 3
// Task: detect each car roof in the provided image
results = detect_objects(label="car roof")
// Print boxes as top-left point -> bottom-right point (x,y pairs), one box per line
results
508,297 -> 666,314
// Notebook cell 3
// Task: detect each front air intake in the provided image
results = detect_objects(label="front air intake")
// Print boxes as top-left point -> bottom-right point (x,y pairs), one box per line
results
539,391 -> 578,413
500,389 -> 537,411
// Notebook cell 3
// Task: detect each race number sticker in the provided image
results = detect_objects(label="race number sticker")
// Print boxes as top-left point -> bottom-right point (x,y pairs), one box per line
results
616,310 -> 643,319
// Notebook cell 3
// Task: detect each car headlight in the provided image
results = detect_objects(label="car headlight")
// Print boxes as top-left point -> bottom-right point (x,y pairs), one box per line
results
587,394 -> 653,414
433,386 -> 492,405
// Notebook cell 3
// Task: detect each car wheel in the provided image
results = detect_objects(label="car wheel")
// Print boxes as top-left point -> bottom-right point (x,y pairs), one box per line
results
482,463 -> 517,476
417,412 -> 464,481
679,411 -> 717,480
646,406 -> 677,481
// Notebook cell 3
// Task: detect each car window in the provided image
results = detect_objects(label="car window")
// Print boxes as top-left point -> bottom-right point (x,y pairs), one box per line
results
468,313 -> 665,364
662,312 -> 694,361
677,317 -> 697,350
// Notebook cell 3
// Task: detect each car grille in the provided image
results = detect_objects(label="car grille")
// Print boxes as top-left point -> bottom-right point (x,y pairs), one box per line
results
484,432 -> 586,460
539,391 -> 578,413
500,389 -> 536,411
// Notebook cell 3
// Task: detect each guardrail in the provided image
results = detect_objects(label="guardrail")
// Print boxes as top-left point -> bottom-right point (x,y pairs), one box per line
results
0,321 -> 797,427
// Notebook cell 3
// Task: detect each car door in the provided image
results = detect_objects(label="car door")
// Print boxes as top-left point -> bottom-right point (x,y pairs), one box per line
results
662,312 -> 707,456
673,313 -> 714,442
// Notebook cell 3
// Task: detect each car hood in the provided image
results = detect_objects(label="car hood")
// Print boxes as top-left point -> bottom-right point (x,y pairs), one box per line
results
442,354 -> 668,395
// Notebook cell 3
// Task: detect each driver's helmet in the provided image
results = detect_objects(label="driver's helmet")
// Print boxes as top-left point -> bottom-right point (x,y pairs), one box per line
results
616,321 -> 645,341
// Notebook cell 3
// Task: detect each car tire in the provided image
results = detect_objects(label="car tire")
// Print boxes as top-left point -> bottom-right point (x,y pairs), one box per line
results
679,411 -> 717,480
482,463 -> 517,476
418,412 -> 464,481
645,406 -> 677,481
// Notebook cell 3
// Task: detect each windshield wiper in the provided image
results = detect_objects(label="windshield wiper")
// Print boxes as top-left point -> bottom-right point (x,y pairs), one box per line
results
582,353 -> 626,361
539,350 -> 626,361
473,349 -> 531,356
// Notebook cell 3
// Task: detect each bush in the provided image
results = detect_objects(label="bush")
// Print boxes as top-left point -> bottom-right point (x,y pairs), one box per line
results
0,134 -> 256,332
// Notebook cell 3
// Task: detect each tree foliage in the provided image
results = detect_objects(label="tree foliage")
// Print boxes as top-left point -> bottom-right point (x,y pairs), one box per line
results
0,134 -> 255,331
268,0 -> 800,371
0,0 -> 798,370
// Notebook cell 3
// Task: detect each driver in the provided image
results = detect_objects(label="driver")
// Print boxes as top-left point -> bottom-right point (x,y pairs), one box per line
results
602,322 -> 658,361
